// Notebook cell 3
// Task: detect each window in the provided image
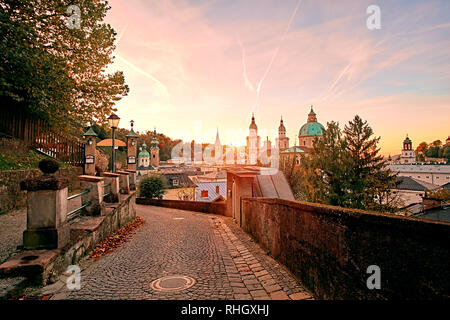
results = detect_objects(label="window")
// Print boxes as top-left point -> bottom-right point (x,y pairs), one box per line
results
216,186 -> 220,194
201,190 -> 208,198
172,179 -> 179,186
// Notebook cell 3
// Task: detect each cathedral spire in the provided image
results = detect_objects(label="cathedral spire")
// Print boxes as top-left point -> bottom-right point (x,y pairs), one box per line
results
215,128 -> 221,145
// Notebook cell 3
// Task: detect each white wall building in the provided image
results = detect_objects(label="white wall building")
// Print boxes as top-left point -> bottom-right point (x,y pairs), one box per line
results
388,164 -> 450,186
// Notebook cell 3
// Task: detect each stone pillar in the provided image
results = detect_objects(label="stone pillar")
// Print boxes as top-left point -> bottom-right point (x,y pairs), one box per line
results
125,169 -> 137,191
78,175 -> 105,216
101,172 -> 120,202
116,170 -> 130,194
83,126 -> 98,176
20,159 -> 70,250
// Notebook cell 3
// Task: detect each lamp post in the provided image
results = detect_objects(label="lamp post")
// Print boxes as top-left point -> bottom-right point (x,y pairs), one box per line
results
107,113 -> 120,173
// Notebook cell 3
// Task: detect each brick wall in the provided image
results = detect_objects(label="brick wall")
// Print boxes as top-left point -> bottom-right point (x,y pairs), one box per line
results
0,167 -> 83,212
241,197 -> 450,299
136,198 -> 226,215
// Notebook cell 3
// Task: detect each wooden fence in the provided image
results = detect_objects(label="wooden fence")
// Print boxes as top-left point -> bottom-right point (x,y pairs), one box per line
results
0,110 -> 85,167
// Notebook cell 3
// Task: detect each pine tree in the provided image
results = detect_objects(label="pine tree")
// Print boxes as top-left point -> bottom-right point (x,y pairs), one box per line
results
343,115 -> 397,211
296,116 -> 399,212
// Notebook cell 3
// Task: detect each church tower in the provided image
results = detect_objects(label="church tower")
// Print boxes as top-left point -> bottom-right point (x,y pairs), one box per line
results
399,134 -> 415,164
276,116 -> 289,151
150,128 -> 160,167
214,128 -> 223,164
246,113 -> 260,165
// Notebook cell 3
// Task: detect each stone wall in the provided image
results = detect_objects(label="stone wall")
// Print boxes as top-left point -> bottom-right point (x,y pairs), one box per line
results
0,167 -> 82,213
241,197 -> 450,299
0,192 -> 136,286
136,198 -> 226,215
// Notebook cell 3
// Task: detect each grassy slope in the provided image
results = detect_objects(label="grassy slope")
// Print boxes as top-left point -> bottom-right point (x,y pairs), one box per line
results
0,150 -> 71,171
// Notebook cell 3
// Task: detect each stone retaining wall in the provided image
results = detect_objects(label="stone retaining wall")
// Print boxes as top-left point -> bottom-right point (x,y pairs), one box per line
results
136,198 -> 226,215
241,197 -> 450,299
0,192 -> 136,286
0,167 -> 82,213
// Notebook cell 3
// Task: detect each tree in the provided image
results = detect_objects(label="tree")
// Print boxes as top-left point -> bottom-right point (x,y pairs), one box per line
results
297,116 -> 398,212
139,174 -> 167,199
416,142 -> 428,153
343,115 -> 396,210
0,0 -> 129,131
279,151 -> 303,200
176,183 -> 194,200
297,121 -> 354,207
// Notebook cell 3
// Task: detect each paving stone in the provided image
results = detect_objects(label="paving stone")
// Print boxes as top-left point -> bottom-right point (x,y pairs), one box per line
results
36,205 -> 309,301
263,284 -> 282,293
254,270 -> 269,277
249,289 -> 267,298
289,292 -> 312,300
232,287 -> 249,294
230,282 -> 245,288
270,290 -> 290,300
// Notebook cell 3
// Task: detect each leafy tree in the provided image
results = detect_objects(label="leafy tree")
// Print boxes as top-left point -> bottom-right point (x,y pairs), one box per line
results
176,183 -> 194,200
416,142 -> 428,153
279,150 -> 303,200
0,0 -> 128,131
443,146 -> 450,162
425,146 -> 440,158
139,174 -> 167,199
427,189 -> 450,202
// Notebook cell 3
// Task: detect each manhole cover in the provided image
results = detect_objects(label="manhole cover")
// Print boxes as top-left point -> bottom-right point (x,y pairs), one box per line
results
150,275 -> 196,292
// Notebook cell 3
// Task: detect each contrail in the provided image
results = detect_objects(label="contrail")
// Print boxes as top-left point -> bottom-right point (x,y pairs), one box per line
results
115,53 -> 169,94
256,0 -> 302,100
116,23 -> 128,45
322,61 -> 352,101
112,24 -> 169,95
237,34 -> 254,92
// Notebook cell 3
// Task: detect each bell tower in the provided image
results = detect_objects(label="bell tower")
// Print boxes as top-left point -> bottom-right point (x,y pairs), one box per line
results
150,128 -> 160,167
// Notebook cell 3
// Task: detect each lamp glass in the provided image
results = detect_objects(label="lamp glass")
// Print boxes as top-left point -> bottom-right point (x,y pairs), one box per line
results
107,113 -> 120,128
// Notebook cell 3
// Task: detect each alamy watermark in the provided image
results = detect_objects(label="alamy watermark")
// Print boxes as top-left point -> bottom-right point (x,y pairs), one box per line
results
66,5 -> 81,29
366,5 -> 381,30
366,265 -> 381,289
66,265 -> 81,290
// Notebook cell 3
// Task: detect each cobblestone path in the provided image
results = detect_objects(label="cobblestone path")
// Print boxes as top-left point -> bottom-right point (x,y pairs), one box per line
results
47,205 -> 312,300
0,209 -> 26,265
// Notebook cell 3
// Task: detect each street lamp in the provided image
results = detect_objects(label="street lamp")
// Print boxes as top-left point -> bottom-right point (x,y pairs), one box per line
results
107,113 -> 120,172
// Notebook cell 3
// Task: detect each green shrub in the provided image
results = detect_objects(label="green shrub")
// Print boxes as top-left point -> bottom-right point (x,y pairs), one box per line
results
139,174 -> 167,199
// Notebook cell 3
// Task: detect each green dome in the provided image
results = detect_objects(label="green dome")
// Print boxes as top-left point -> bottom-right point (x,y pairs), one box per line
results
299,121 -> 325,136
138,150 -> 150,157
138,142 -> 149,157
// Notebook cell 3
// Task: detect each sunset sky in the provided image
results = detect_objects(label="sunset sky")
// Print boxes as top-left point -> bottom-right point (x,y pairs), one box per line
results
104,0 -> 450,156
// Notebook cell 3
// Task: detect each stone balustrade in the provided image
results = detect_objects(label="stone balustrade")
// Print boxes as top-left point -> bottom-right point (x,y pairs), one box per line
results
100,172 -> 121,203
116,170 -> 130,194
78,175 -> 105,216
125,169 -> 137,191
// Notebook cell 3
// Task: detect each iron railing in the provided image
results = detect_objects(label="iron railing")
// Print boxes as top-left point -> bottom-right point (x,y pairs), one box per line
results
103,183 -> 112,200
67,189 -> 91,220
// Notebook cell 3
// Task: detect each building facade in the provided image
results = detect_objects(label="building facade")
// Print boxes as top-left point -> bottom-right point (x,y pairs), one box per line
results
276,116 -> 289,151
246,113 -> 260,165
388,164 -> 450,186
298,106 -> 325,149
399,135 -> 416,164
150,128 -> 160,167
